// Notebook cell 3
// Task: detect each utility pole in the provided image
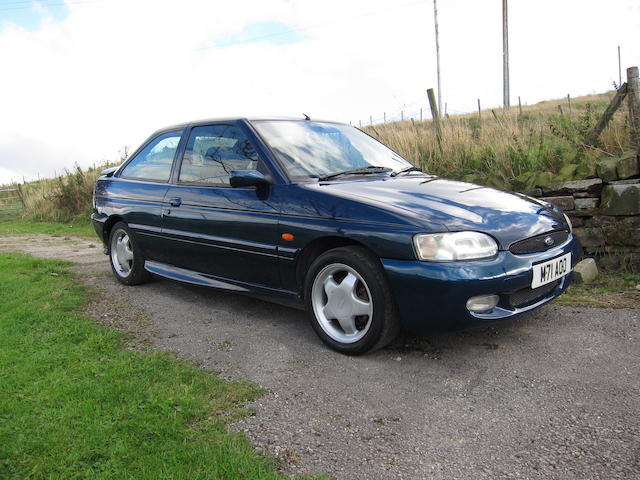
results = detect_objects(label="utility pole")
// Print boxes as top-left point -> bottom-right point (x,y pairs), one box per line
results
618,46 -> 622,87
433,0 -> 442,113
502,0 -> 510,111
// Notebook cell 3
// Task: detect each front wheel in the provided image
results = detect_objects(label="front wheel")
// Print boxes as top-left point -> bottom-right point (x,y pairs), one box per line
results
305,246 -> 400,355
108,222 -> 150,285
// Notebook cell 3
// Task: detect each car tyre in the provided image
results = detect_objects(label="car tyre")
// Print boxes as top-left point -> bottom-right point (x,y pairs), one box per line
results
305,246 -> 400,355
108,222 -> 150,285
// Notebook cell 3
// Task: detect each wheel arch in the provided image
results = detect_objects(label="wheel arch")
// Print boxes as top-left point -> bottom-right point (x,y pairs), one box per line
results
295,236 -> 376,297
103,215 -> 125,245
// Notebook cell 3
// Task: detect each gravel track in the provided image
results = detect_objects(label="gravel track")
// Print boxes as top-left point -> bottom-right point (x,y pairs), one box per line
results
2,234 -> 639,479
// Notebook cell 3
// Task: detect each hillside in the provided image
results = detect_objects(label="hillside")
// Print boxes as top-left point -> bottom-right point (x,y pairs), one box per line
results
363,91 -> 629,192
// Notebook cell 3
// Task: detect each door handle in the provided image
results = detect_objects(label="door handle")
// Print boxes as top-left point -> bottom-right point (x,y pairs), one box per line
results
169,197 -> 182,207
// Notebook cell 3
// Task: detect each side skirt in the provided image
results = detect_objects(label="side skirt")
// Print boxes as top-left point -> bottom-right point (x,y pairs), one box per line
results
144,260 -> 304,310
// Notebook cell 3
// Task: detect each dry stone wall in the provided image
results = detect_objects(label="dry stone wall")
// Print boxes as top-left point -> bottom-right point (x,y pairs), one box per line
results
530,152 -> 640,268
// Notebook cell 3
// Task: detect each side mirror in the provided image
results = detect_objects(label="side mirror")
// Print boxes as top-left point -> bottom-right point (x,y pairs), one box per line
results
100,166 -> 118,177
229,170 -> 270,188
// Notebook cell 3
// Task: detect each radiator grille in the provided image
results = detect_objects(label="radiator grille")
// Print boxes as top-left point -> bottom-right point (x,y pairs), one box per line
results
509,280 -> 560,308
509,231 -> 569,255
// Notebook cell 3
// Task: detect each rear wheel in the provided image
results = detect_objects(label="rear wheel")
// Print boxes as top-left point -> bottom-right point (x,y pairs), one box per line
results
305,246 -> 400,355
108,222 -> 150,285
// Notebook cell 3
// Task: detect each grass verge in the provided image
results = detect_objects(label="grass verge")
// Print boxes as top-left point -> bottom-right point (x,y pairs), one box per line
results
556,273 -> 640,308
0,252 -> 307,479
0,217 -> 95,237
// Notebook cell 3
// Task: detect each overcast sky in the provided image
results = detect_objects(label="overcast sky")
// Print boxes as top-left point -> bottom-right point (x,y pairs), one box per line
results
1,0 -> 639,184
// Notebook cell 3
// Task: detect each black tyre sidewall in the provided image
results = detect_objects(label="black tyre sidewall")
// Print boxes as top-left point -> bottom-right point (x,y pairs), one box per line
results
108,222 -> 149,286
304,246 -> 399,355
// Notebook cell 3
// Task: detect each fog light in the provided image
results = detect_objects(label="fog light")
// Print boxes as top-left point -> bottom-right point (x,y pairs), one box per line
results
466,294 -> 499,313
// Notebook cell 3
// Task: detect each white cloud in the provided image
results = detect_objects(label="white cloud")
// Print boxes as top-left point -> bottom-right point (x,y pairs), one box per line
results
0,0 -> 638,184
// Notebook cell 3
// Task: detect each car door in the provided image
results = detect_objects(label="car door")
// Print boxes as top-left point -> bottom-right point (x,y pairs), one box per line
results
161,122 -> 281,287
107,129 -> 183,261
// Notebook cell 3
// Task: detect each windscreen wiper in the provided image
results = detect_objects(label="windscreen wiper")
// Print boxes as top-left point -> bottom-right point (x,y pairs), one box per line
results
318,166 -> 392,181
390,166 -> 423,177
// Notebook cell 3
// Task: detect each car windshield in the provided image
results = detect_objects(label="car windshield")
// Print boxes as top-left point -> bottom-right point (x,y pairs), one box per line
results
252,120 -> 412,182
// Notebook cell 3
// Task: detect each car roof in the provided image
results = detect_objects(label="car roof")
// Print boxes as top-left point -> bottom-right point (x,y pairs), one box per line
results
152,116 -> 348,135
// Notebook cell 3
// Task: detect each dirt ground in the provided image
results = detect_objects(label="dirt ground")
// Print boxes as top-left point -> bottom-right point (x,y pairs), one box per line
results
2,234 -> 639,480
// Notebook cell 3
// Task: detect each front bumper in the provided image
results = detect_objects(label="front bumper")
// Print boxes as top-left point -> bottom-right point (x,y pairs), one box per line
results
381,234 -> 582,331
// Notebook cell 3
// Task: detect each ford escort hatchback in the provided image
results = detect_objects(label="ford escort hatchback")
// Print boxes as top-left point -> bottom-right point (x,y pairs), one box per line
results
92,117 -> 581,354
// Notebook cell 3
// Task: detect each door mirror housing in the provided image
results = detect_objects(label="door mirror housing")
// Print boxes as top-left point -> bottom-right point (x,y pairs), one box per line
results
100,166 -> 118,177
229,170 -> 270,188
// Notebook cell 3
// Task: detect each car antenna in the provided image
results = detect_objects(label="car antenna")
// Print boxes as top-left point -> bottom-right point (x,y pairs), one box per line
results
302,113 -> 310,120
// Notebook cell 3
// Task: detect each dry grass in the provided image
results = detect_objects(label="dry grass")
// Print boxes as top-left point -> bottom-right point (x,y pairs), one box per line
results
20,161 -> 118,223
364,91 -> 631,190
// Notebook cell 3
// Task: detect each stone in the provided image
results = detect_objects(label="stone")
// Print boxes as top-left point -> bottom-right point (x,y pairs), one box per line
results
574,197 -> 599,210
595,216 -> 640,247
616,151 -> 640,180
575,162 -> 598,179
600,184 -> 640,215
557,164 -> 578,181
602,245 -> 640,254
597,255 -> 621,271
608,178 -> 640,185
588,216 -> 616,227
541,178 -> 603,196
485,175 -> 510,190
573,258 -> 598,284
533,171 -> 555,188
596,158 -> 619,182
566,209 -> 596,217
573,227 -> 605,249
567,216 -> 584,228
512,171 -> 536,191
573,191 -> 598,198
596,158 -> 618,182
540,196 -> 574,211
522,187 -> 542,197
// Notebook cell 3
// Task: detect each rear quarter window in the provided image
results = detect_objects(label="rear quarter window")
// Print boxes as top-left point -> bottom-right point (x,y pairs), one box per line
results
120,132 -> 181,181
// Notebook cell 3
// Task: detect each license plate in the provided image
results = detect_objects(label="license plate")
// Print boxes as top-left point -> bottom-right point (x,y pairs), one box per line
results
531,252 -> 572,289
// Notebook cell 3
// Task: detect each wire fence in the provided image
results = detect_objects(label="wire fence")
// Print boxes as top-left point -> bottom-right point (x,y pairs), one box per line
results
348,84 -> 560,127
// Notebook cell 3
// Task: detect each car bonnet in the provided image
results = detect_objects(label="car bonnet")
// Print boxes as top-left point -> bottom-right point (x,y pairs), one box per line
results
312,176 -> 567,250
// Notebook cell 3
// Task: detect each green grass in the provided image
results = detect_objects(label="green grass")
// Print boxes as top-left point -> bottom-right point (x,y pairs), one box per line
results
0,218 -> 95,237
0,252 -> 309,479
556,272 -> 640,307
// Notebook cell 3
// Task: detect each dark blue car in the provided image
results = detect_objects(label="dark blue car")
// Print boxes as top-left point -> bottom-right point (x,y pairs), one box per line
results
92,117 -> 581,354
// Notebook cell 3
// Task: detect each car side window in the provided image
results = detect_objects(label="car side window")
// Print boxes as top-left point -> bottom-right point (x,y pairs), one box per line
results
120,132 -> 181,182
178,124 -> 261,186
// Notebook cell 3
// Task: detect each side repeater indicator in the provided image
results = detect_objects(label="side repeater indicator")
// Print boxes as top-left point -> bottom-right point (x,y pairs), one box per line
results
282,233 -> 295,241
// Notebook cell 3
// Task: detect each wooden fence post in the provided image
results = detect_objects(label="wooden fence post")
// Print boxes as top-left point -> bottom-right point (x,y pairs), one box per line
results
427,88 -> 443,154
627,66 -> 640,149
586,83 -> 627,146
518,96 -> 523,117
16,184 -> 25,207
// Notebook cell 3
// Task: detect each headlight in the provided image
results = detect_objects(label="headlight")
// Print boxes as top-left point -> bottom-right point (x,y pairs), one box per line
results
413,231 -> 498,261
563,213 -> 573,234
